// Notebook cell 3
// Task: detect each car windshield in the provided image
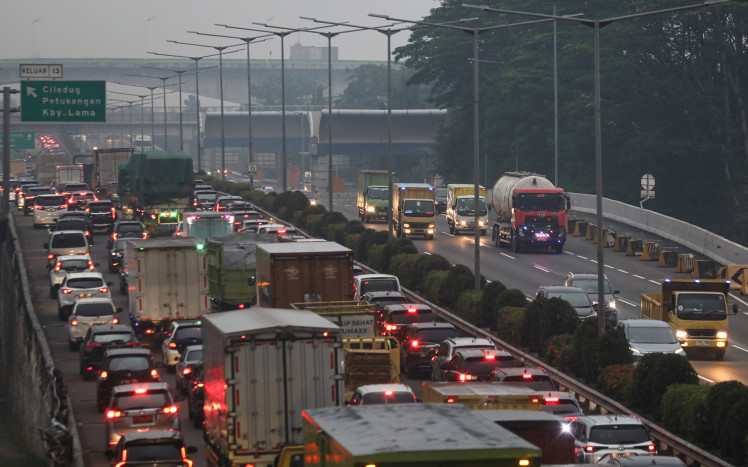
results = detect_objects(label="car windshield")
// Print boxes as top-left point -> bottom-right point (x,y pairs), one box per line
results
88,203 -> 111,212
108,356 -> 150,371
30,188 -> 54,195
174,327 -> 201,340
361,279 -> 398,295
51,235 -> 87,248
117,224 -> 143,233
462,355 -> 518,374
125,443 -> 182,462
113,391 -> 170,410
57,220 -> 86,230
627,326 -> 678,344
413,328 -> 457,343
676,294 -> 726,319
502,375 -> 555,391
368,187 -> 389,200
572,278 -> 612,294
196,192 -> 218,201
75,302 -> 114,317
185,349 -> 203,361
390,309 -> 436,325
361,392 -> 415,404
38,196 -> 66,206
402,200 -> 435,216
589,424 -> 651,445
66,278 -> 105,289
92,332 -> 134,344
59,259 -> 90,271
372,297 -> 408,308
548,292 -> 591,308
543,399 -> 582,416
435,189 -> 448,199
516,192 -> 566,212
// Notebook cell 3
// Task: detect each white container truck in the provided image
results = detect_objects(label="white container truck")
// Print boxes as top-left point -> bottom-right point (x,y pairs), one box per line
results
178,211 -> 234,241
55,164 -> 84,186
125,237 -> 209,343
93,147 -> 133,188
202,307 -> 343,467
445,183 -> 488,235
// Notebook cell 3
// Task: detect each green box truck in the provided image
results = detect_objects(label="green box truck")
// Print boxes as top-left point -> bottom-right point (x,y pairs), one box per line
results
357,169 -> 393,223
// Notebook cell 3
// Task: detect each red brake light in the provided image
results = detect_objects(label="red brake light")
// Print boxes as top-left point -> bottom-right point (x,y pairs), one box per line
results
87,343 -> 101,348
484,354 -> 495,360
411,340 -> 420,348
112,233 -> 118,240
446,397 -> 456,403
407,307 -> 416,313
196,382 -> 204,388
135,387 -> 148,394
584,446 -> 596,453
522,373 -> 533,380
34,205 -> 42,210
162,405 -> 178,414
48,254 -> 55,260
125,342 -> 139,347
277,228 -> 286,235
112,317 -> 119,324
71,320 -> 78,326
151,369 -> 160,379
647,445 -> 656,452
61,288 -> 73,295
106,410 -> 122,419
169,342 -> 177,348
98,287 -> 109,293
88,261 -> 95,270
384,390 -> 393,396
142,232 -> 148,239
54,263 -> 62,271
544,396 -> 559,405
182,367 -> 192,376
99,371 -> 108,380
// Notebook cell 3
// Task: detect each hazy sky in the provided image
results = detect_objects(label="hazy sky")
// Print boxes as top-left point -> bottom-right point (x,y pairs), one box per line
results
3,0 -> 439,62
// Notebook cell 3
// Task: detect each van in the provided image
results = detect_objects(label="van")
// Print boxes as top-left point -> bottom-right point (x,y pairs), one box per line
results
33,194 -> 68,228
353,274 -> 401,301
44,230 -> 90,268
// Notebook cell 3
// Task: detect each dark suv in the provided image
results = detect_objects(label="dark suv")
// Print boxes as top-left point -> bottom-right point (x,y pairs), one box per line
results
379,303 -> 436,340
79,324 -> 139,380
54,216 -> 94,245
564,272 -> 620,324
107,220 -> 147,248
85,200 -> 117,232
400,322 -> 457,378
110,430 -> 197,467
443,348 -> 520,382
96,347 -> 160,412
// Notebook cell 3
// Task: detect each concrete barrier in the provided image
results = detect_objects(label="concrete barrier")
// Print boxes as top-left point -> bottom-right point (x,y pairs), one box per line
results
641,241 -> 660,261
573,220 -> 588,237
676,254 -> 695,273
586,224 -> 596,241
693,260 -> 721,279
614,234 -> 630,252
658,250 -> 679,268
627,239 -> 644,256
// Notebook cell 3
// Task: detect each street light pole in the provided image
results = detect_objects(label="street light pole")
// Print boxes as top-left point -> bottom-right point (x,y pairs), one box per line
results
464,0 -> 731,334
143,66 -> 194,152
166,42 -> 243,179
190,31 -> 273,190
371,13 -> 557,289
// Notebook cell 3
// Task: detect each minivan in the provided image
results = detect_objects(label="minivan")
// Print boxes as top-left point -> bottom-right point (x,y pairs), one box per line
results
45,230 -> 90,267
353,274 -> 401,301
33,194 -> 68,228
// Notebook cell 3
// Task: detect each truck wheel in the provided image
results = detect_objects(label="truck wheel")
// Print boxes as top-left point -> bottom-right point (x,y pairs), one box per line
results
715,348 -> 726,360
512,236 -> 521,253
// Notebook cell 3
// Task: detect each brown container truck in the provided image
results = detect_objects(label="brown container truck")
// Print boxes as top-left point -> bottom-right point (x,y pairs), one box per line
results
256,241 -> 354,308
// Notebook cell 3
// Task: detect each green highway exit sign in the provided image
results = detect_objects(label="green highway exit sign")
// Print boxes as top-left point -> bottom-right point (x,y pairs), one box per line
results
0,131 -> 35,150
20,81 -> 106,122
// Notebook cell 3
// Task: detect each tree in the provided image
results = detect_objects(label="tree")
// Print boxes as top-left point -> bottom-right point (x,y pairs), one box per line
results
335,64 -> 433,109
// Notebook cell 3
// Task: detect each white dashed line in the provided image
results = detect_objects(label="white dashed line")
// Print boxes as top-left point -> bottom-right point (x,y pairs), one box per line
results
605,264 -> 615,269
500,253 -> 515,260
534,265 -> 550,273
648,279 -> 660,285
732,344 -> 748,353
729,293 -> 748,307
619,299 -> 638,307
633,275 -> 646,280
578,256 -> 588,260
617,269 -> 628,273
698,375 -> 714,384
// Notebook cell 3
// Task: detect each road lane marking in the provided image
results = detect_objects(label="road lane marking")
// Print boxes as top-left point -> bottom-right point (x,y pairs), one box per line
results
578,255 -> 589,260
729,293 -> 748,307
649,280 -> 659,284
617,269 -> 628,273
500,253 -> 515,260
633,275 -> 646,280
732,344 -> 748,353
534,265 -> 550,273
619,298 -> 638,307
605,264 -> 615,269
698,375 -> 714,384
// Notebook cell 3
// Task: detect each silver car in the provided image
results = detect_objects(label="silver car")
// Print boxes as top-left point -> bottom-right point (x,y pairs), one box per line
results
48,255 -> 96,299
67,298 -> 119,350
57,272 -> 112,321
617,319 -> 686,363
565,272 -> 620,323
569,414 -> 656,463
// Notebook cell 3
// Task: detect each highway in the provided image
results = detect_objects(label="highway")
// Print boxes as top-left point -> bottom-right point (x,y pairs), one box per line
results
322,193 -> 748,387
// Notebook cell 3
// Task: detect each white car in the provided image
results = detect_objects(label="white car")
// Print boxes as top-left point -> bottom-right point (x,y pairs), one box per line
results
161,320 -> 203,371
57,272 -> 112,321
67,298 -> 119,350
33,193 -> 68,228
45,230 -> 91,268
49,255 -> 96,299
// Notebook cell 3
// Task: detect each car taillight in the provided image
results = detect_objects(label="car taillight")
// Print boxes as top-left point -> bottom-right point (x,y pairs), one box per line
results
34,205 -> 42,210
647,444 -> 656,452
162,405 -> 178,414
112,317 -> 119,324
106,410 -> 122,419
99,371 -> 108,380
196,382 -> 204,388
98,287 -> 108,293
544,396 -> 559,405
169,342 -> 177,348
458,373 -> 476,382
48,254 -> 55,260
142,232 -> 148,239
584,445 -> 599,453
54,263 -> 62,271
61,288 -> 73,295
125,341 -> 139,347
385,324 -> 396,332
484,354 -> 495,360
88,261 -> 95,270
411,340 -> 420,348
564,416 -> 578,421
87,343 -> 101,348
151,369 -> 160,380
85,231 -> 90,236
182,367 -> 192,376
522,373 -> 533,380
112,233 -> 118,240
71,319 -> 78,326
85,208 -> 90,212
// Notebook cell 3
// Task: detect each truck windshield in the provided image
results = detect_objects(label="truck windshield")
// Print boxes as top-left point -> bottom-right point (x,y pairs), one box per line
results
368,187 -> 388,200
455,197 -> 487,216
676,294 -> 727,320
402,200 -> 434,216
516,193 -> 566,212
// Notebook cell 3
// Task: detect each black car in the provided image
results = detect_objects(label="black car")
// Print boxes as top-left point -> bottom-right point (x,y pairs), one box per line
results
96,347 -> 160,412
361,291 -> 409,318
54,217 -> 94,245
66,190 -> 97,211
443,348 -> 520,382
175,344 -> 203,395
109,238 -> 128,273
109,430 -> 197,467
107,221 -> 147,248
230,210 -> 262,231
85,200 -> 117,232
434,188 -> 448,214
191,190 -> 218,211
79,324 -> 139,380
187,363 -> 205,428
399,322 -> 458,378
378,303 -> 436,340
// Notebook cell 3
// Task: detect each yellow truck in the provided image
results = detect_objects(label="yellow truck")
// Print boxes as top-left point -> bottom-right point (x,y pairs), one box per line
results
445,183 -> 488,236
422,381 -> 543,411
301,404 -> 542,467
641,278 -> 738,360
392,182 -> 436,239
290,302 -> 401,402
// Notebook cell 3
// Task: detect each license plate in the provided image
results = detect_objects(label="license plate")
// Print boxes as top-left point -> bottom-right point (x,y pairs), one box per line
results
694,340 -> 710,346
46,208 -> 55,212
78,293 -> 93,298
119,379 -> 132,385
132,415 -> 153,424
610,453 -> 633,458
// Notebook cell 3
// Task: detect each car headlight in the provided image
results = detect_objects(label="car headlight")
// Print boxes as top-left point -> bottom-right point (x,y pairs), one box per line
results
717,331 -> 728,340
403,223 -> 410,228
367,206 -> 375,212
608,300 -> 616,310
459,220 -> 467,226
675,329 -> 688,340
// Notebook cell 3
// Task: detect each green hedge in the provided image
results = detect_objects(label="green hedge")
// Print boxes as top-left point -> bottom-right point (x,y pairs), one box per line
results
423,270 -> 448,304
494,306 -> 526,345
478,281 -> 507,329
455,290 -> 482,324
660,384 -> 709,442
628,353 -> 699,416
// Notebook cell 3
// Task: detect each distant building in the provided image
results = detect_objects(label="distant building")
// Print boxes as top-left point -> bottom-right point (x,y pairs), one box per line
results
290,43 -> 339,61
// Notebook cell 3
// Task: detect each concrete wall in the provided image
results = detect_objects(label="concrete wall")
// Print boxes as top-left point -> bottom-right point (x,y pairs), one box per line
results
570,193 -> 748,265
0,217 -> 82,466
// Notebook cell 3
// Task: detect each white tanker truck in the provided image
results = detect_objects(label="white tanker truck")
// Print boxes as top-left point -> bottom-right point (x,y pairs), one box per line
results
491,172 -> 570,253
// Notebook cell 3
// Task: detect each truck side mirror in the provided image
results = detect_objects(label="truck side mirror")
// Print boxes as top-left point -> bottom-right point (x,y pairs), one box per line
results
666,303 -> 674,312
613,290 -> 621,295
247,276 -> 256,286
733,303 -> 739,314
